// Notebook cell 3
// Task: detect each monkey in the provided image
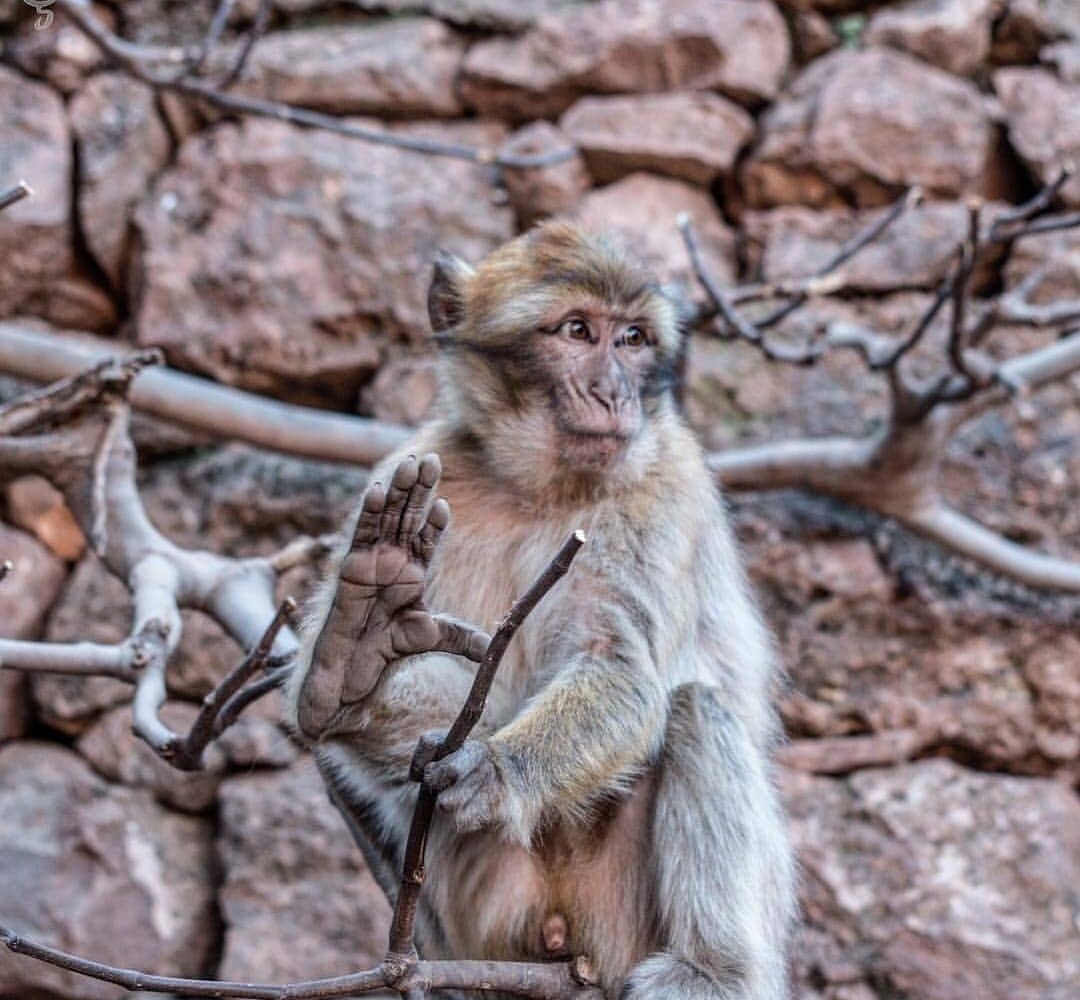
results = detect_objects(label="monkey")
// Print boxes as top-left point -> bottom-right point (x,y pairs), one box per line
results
284,221 -> 795,999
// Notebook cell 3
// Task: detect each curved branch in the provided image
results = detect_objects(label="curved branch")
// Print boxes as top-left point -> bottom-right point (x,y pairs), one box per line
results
904,503 -> 1080,592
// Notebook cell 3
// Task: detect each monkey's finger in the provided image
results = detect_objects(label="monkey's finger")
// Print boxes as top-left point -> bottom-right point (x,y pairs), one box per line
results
378,456 -> 419,541
432,615 -> 491,663
409,729 -> 448,783
414,497 -> 450,566
423,741 -> 485,793
350,482 -> 387,548
397,453 -> 441,545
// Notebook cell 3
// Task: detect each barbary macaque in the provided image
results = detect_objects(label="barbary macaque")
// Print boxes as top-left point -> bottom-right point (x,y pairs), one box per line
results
285,222 -> 795,999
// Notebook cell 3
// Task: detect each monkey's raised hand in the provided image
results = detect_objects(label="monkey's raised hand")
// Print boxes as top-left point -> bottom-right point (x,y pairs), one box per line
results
297,454 -> 491,737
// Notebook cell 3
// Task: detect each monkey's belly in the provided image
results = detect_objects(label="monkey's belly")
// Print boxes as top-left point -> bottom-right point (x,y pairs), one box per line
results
433,771 -> 656,985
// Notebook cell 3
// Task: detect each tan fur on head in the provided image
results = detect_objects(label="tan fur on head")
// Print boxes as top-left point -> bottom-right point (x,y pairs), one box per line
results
428,221 -> 685,503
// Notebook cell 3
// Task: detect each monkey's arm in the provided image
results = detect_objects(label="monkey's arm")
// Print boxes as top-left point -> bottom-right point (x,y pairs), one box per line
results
424,596 -> 667,844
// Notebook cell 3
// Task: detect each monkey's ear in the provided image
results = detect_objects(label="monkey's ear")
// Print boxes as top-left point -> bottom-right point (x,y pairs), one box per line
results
428,251 -> 475,334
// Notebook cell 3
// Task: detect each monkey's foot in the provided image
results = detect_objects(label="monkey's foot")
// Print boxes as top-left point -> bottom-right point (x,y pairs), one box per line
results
295,454 -> 490,738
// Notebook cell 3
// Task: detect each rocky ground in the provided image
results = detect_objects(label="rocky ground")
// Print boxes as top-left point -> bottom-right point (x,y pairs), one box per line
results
0,1 -> 1077,998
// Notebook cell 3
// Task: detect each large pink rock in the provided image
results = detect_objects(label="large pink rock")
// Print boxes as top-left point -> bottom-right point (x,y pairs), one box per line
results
865,0 -> 997,77
461,0 -> 790,121
216,758 -> 392,981
742,201 -> 991,293
134,119 -> 513,403
566,173 -> 738,293
497,121 -> 590,227
225,20 -> 467,117
743,47 -> 1004,208
0,522 -> 67,741
0,743 -> 217,1000
70,72 -> 171,289
994,68 -> 1080,208
560,91 -> 755,186
0,66 -> 114,331
784,761 -> 1080,999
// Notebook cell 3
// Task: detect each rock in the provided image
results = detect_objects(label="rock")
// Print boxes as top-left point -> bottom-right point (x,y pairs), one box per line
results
994,68 -> 1080,208
743,505 -> 1080,779
0,66 -> 115,332
0,521 -> 68,640
4,10 -> 109,93
865,0 -> 997,78
560,91 -> 755,187
70,73 -> 171,290
216,758 -> 392,982
4,475 -> 86,560
225,20 -> 467,118
790,8 -> 840,64
742,201 -> 995,293
1042,40 -> 1080,83
0,522 -> 67,741
991,0 -> 1080,64
461,0 -> 790,121
566,173 -> 738,294
784,761 -> 1080,1000
359,354 -> 439,426
425,0 -> 569,32
1003,225 -> 1080,304
232,0 -> 569,31
140,444 -> 367,555
498,122 -> 590,228
76,703 -> 225,812
743,47 -> 1004,209
0,742 -> 217,1000
134,119 -> 513,403
216,692 -> 298,770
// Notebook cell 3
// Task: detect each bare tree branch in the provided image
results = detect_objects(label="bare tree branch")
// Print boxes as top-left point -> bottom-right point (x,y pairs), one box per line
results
0,323 -> 411,465
52,0 -> 576,171
0,352 -> 311,762
682,166 -> 1080,591
0,925 -> 602,1000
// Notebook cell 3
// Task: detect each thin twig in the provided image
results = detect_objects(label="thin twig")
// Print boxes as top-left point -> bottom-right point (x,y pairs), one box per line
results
387,531 -> 586,958
0,181 -> 31,212
172,597 -> 296,770
217,0 -> 271,89
53,0 -> 575,171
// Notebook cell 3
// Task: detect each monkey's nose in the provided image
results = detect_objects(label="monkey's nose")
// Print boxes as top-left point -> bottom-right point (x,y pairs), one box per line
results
588,379 -> 617,414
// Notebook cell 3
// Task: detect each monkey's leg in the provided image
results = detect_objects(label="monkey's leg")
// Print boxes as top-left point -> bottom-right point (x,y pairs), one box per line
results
620,682 -> 795,1000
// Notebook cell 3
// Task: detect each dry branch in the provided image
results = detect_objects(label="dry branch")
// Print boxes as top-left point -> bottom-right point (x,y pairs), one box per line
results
683,171 -> 1080,593
0,351 -> 316,766
52,0 -> 575,171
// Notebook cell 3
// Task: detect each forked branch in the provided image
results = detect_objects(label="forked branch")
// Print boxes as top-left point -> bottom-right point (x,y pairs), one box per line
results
0,352 -> 320,766
681,170 -> 1080,593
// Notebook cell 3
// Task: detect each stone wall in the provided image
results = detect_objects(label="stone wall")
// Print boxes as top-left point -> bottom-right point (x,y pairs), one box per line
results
0,2 -> 1077,998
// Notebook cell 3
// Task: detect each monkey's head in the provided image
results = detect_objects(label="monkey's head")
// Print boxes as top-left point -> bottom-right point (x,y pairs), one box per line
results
428,222 -> 684,498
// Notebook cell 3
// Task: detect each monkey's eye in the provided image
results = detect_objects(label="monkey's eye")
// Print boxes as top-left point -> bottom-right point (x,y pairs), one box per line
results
564,318 -> 591,341
624,325 -> 647,347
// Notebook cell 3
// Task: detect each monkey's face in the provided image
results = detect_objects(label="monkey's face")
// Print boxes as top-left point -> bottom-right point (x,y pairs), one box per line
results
429,223 -> 683,495
534,308 -> 657,465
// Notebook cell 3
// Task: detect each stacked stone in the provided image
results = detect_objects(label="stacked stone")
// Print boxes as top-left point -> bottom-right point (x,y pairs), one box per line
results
0,2 -> 1077,998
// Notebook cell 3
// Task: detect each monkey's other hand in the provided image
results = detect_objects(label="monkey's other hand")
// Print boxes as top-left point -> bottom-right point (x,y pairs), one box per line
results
299,454 -> 490,733
424,740 -> 517,836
